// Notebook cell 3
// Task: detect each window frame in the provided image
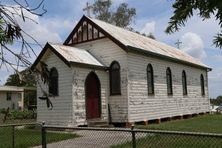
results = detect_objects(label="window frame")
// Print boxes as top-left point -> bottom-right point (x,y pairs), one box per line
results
49,67 -> 59,96
182,70 -> 188,96
147,64 -> 154,95
200,74 -> 205,96
6,92 -> 12,101
166,67 -> 173,95
109,61 -> 121,96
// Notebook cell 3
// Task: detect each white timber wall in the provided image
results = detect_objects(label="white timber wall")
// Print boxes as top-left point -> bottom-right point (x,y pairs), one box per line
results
74,38 -> 128,122
0,92 -> 23,110
37,50 -> 74,126
127,52 -> 210,122
71,67 -> 108,125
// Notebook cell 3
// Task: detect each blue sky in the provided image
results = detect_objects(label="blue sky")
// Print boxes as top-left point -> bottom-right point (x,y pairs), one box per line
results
1,0 -> 222,98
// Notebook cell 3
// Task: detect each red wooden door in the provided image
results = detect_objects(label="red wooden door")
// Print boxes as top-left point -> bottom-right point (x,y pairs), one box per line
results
85,72 -> 101,119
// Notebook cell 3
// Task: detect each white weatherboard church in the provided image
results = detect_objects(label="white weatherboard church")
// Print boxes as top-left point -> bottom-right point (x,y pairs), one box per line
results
32,15 -> 211,126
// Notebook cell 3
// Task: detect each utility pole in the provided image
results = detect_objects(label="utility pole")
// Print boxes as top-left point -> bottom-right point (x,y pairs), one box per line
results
175,39 -> 182,49
83,2 -> 93,17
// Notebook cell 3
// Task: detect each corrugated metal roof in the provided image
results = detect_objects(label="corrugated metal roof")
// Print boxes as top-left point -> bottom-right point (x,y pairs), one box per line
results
0,86 -> 36,92
87,17 -> 210,69
0,86 -> 24,92
49,43 -> 104,67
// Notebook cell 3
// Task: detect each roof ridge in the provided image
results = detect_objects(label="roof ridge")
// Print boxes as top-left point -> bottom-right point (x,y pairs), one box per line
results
87,17 -> 194,55
87,16 -> 157,41
86,16 -> 210,69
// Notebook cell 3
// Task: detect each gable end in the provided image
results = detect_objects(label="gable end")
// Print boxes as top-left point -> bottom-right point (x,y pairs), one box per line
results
63,15 -> 128,52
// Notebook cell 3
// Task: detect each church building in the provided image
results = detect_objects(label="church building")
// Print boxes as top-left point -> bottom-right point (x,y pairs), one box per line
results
32,15 -> 211,126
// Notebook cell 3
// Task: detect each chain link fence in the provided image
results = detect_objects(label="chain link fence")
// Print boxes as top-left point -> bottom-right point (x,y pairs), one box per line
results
0,123 -> 41,148
0,123 -> 222,148
41,125 -> 222,148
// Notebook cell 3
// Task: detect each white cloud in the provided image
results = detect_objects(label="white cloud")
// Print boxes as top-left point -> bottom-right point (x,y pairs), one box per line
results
140,21 -> 156,34
210,55 -> 222,62
112,0 -> 127,4
209,67 -> 222,81
180,32 -> 206,60
208,67 -> 222,98
9,6 -> 74,44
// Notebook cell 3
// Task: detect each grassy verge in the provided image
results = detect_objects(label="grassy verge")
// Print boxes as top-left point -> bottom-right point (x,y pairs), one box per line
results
112,114 -> 222,148
111,134 -> 222,148
136,114 -> 222,133
0,126 -> 78,148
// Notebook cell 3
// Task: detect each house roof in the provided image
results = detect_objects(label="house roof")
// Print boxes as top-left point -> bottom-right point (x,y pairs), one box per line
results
87,17 -> 210,70
64,15 -> 210,70
0,86 -> 36,92
32,42 -> 105,69
0,86 -> 24,92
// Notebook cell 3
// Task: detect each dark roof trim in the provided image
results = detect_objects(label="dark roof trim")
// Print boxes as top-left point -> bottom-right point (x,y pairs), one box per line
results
63,16 -> 86,45
70,62 -> 108,70
63,15 -> 128,52
127,45 -> 212,71
31,43 -> 71,70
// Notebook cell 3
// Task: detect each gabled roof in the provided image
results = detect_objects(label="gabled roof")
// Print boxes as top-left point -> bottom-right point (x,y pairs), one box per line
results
31,43 -> 105,70
64,15 -> 211,70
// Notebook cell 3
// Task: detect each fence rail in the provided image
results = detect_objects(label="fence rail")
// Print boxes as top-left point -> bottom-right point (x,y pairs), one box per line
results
0,123 -> 222,148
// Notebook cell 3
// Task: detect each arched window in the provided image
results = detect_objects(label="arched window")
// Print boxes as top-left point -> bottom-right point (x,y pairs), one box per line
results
147,64 -> 154,95
182,70 -> 188,95
200,74 -> 205,96
166,67 -> 173,95
110,61 -> 121,95
49,68 -> 58,96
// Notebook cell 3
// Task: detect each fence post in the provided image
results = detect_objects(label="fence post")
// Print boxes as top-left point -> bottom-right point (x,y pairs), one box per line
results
131,124 -> 136,148
41,121 -> 46,148
12,125 -> 15,148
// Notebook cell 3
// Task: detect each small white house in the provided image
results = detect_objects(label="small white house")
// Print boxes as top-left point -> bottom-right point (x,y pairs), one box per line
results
32,15 -> 211,126
0,86 -> 36,111
0,86 -> 25,111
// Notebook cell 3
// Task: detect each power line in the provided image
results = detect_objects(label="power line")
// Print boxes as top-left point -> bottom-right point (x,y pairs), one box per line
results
14,40 -> 46,46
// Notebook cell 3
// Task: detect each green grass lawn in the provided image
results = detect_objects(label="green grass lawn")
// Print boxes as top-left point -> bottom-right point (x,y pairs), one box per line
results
136,114 -> 222,133
111,134 -> 222,148
0,126 -> 78,148
112,114 -> 222,148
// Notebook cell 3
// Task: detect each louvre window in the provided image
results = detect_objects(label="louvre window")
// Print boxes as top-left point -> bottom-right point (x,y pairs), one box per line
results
147,64 -> 154,95
49,68 -> 59,96
110,61 -> 121,95
182,70 -> 188,95
200,74 -> 205,96
166,67 -> 173,95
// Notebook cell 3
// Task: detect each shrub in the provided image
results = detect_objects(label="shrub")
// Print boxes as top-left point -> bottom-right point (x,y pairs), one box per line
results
9,110 -> 36,120
0,108 -> 7,114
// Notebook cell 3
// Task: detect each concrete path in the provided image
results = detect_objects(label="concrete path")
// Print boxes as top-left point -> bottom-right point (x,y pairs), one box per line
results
33,130 -> 139,148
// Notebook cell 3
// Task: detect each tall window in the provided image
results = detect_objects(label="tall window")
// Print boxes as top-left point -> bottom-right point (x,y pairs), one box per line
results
147,64 -> 154,95
110,61 -> 121,95
6,92 -> 12,101
200,74 -> 205,96
182,70 -> 188,95
166,67 -> 173,95
49,68 -> 59,96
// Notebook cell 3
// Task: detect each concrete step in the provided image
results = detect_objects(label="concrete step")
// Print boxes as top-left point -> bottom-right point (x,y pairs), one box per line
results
87,119 -> 111,127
